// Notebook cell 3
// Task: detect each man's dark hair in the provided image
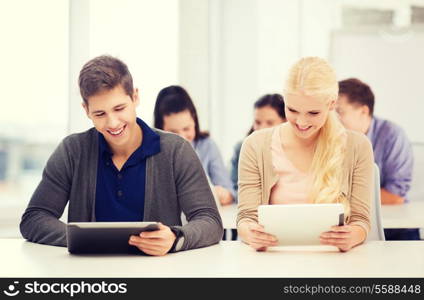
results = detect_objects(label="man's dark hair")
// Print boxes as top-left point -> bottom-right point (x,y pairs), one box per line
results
78,55 -> 134,104
153,85 -> 209,141
338,78 -> 375,116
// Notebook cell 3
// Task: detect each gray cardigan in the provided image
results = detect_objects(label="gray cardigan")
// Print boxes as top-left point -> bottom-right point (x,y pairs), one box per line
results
20,127 -> 223,252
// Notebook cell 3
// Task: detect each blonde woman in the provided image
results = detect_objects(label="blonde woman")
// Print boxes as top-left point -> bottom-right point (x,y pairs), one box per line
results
237,57 -> 374,252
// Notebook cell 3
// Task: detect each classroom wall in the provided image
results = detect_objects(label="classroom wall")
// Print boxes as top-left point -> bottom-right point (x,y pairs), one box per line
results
0,0 -> 69,143
189,0 -> 303,162
178,0 -> 210,130
180,0 -> 339,163
330,29 -> 424,144
0,0 -> 180,237
181,0 -> 424,163
68,0 -> 179,133
1,1 -> 423,238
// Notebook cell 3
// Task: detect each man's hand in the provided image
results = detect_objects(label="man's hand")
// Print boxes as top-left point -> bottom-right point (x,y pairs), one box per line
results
128,222 -> 176,256
381,188 -> 405,205
214,185 -> 233,206
320,224 -> 366,252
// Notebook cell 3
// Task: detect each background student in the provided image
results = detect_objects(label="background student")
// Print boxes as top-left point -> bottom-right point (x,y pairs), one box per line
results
154,85 -> 235,206
20,56 -> 223,256
237,57 -> 374,252
230,94 -> 286,193
337,78 -> 417,240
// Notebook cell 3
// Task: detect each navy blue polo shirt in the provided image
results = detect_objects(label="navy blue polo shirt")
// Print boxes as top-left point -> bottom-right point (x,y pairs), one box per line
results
95,118 -> 160,221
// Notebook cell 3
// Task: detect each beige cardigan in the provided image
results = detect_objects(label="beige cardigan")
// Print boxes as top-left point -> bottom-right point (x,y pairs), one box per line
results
237,125 -> 374,236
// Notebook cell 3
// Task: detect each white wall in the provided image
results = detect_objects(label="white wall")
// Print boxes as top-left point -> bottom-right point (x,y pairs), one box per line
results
190,0 -> 340,163
300,0 -> 340,58
201,0 -> 423,202
205,0 -> 304,163
256,0 -> 301,96
0,0 -> 69,143
330,29 -> 424,143
178,0 -> 210,129
209,0 -> 259,162
0,0 -> 70,236
69,0 -> 179,133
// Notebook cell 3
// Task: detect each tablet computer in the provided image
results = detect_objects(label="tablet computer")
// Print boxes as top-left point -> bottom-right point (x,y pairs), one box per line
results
258,204 -> 344,246
66,222 -> 160,254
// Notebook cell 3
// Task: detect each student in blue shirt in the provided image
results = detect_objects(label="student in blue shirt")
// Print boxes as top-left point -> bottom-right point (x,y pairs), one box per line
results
20,56 -> 223,255
153,85 -> 235,206
337,78 -> 417,240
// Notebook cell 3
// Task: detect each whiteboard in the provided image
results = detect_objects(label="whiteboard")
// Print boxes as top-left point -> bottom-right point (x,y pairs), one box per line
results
330,28 -> 424,143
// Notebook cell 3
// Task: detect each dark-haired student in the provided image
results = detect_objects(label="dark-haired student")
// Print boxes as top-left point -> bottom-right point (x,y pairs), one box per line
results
20,56 -> 223,255
337,78 -> 417,240
230,94 -> 286,193
153,85 -> 235,206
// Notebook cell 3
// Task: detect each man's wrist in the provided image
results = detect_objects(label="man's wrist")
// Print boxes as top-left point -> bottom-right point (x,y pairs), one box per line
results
169,227 -> 185,252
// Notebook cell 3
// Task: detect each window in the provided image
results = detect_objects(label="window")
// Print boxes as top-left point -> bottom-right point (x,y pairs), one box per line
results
0,0 -> 69,237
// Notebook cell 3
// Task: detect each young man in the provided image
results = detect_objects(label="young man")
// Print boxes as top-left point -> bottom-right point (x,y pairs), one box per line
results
337,78 -> 417,240
20,55 -> 223,255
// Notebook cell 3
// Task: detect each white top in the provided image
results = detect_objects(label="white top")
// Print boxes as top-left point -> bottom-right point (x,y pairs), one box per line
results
1,239 -> 423,278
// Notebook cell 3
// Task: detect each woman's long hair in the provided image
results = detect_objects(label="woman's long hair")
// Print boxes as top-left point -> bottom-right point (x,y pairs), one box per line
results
284,57 -> 348,210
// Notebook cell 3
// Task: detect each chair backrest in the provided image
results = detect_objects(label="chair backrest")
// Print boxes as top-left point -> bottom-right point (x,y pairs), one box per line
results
366,163 -> 385,241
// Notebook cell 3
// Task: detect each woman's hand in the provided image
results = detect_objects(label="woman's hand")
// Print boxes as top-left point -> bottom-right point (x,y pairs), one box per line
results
320,224 -> 366,252
238,221 -> 278,251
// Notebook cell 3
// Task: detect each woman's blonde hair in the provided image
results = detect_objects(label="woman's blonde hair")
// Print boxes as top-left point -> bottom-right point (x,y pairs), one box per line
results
284,57 -> 348,211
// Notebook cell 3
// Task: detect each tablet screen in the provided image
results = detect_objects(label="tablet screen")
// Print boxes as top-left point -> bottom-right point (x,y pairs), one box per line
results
258,204 -> 344,246
66,222 -> 160,254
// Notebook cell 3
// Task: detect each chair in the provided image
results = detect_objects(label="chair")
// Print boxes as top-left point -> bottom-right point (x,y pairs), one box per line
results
366,163 -> 385,241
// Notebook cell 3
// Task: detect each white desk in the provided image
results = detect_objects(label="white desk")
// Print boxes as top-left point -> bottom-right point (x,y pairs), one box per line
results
1,239 -> 423,278
220,203 -> 424,230
381,202 -> 424,229
218,204 -> 237,229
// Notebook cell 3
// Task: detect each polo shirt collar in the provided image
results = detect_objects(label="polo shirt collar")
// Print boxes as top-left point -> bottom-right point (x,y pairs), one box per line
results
98,118 -> 161,164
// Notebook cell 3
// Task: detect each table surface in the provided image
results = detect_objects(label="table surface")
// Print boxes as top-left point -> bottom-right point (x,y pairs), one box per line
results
381,202 -> 424,229
220,202 -> 424,230
1,239 -> 423,278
